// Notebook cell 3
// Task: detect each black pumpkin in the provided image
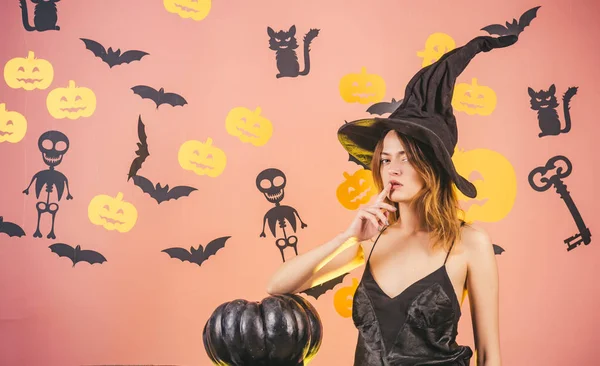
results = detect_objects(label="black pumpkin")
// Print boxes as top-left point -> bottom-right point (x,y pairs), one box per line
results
202,293 -> 323,366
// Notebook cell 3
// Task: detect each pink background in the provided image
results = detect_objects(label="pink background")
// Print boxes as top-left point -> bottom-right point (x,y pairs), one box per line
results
1,0 -> 599,365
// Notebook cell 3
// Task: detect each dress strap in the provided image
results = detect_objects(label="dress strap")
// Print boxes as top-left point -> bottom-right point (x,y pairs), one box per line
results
365,225 -> 390,265
443,220 -> 466,265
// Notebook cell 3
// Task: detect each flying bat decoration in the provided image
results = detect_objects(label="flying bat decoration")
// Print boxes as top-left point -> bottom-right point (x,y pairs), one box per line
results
127,115 -> 150,181
49,243 -> 107,267
131,85 -> 188,109
131,175 -> 197,204
80,38 -> 149,68
481,6 -> 541,37
299,272 -> 351,300
366,98 -> 403,116
493,244 -> 505,255
0,216 -> 26,237
162,236 -> 231,266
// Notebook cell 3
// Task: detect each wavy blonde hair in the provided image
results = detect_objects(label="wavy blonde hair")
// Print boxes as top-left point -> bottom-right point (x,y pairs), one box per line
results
370,130 -> 467,251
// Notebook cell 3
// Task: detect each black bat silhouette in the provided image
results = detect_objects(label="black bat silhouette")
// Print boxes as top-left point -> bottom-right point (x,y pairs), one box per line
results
80,38 -> 149,68
127,115 -> 149,181
49,243 -> 107,267
0,216 -> 26,237
132,175 -> 197,204
481,6 -> 541,36
299,272 -> 351,300
131,85 -> 187,109
493,244 -> 505,255
162,236 -> 231,266
366,98 -> 403,115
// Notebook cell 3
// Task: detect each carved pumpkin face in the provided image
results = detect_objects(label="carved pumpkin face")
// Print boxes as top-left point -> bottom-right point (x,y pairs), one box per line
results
225,106 -> 273,146
88,192 -> 138,232
0,103 -> 27,143
416,32 -> 456,67
3,51 -> 54,91
452,78 -> 497,116
203,294 -> 322,365
336,168 -> 376,210
163,0 -> 211,21
178,138 -> 227,177
334,277 -> 359,318
46,80 -> 97,120
339,67 -> 386,104
452,147 -> 517,223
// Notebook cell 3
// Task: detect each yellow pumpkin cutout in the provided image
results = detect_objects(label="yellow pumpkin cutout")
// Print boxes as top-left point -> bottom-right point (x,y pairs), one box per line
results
178,138 -> 227,177
88,192 -> 138,233
339,67 -> 386,104
3,51 -> 54,91
336,168 -> 376,210
416,33 -> 456,67
452,78 -> 497,116
225,107 -> 273,146
0,103 -> 27,143
452,147 -> 517,223
163,0 -> 211,21
333,277 -> 359,318
46,80 -> 97,120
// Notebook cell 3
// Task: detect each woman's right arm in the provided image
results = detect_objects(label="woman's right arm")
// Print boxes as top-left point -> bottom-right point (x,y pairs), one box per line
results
266,231 -> 366,295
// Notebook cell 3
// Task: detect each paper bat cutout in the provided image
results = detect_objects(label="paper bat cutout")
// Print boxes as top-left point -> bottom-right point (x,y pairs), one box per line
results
49,243 -> 107,267
299,272 -> 351,300
127,115 -> 149,181
366,98 -> 403,115
131,85 -> 187,109
132,175 -> 197,204
0,216 -> 26,237
162,236 -> 231,266
493,244 -> 505,255
80,38 -> 149,68
481,6 -> 541,36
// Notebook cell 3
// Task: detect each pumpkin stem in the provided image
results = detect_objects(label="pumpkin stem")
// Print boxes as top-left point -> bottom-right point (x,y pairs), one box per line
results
254,107 -> 262,115
116,192 -> 123,201
360,66 -> 367,74
205,137 -> 212,146
471,78 -> 478,85
27,51 -> 35,60
68,80 -> 76,88
343,172 -> 350,179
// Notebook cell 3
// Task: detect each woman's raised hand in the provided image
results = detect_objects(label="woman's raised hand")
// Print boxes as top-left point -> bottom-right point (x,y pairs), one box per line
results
342,182 -> 397,242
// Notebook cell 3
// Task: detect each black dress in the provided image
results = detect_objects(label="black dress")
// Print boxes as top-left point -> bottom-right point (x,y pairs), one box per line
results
352,221 -> 473,365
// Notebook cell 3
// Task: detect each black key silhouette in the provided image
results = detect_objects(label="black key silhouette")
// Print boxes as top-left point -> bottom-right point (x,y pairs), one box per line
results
528,155 -> 592,251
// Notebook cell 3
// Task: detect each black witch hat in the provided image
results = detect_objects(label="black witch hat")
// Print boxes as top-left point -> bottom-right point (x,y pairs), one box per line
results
337,35 -> 518,199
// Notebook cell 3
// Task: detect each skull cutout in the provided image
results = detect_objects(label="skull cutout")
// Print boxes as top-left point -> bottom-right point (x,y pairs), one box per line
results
39,130 -> 69,167
256,168 -> 286,204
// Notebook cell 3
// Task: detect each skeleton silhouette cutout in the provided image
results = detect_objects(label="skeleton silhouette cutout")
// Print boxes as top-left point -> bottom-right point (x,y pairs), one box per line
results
23,131 -> 73,239
256,168 -> 307,262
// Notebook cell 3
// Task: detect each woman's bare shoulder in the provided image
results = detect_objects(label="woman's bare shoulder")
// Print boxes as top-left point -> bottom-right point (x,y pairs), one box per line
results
460,222 -> 495,262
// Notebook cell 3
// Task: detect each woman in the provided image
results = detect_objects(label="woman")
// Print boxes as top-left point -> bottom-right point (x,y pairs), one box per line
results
267,34 -> 517,365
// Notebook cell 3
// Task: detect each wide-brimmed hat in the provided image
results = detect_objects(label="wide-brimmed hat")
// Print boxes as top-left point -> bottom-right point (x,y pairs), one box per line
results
337,35 -> 518,198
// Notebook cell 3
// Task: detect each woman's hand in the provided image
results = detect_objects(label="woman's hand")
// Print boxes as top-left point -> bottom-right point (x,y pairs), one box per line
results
342,182 -> 397,242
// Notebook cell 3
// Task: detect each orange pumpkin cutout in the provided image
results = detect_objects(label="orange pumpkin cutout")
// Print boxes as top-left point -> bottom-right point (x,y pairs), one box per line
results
46,80 -> 97,120
336,168 -> 376,210
225,106 -> 273,146
3,51 -> 54,91
452,147 -> 516,223
333,277 -> 359,318
88,192 -> 138,233
416,32 -> 456,67
178,138 -> 227,177
452,78 -> 497,116
339,67 -> 386,104
0,103 -> 27,143
163,0 -> 211,21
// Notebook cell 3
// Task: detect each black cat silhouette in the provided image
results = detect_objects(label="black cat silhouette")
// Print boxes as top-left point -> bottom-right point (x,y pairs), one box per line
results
267,25 -> 320,78
19,0 -> 60,32
528,84 -> 578,138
